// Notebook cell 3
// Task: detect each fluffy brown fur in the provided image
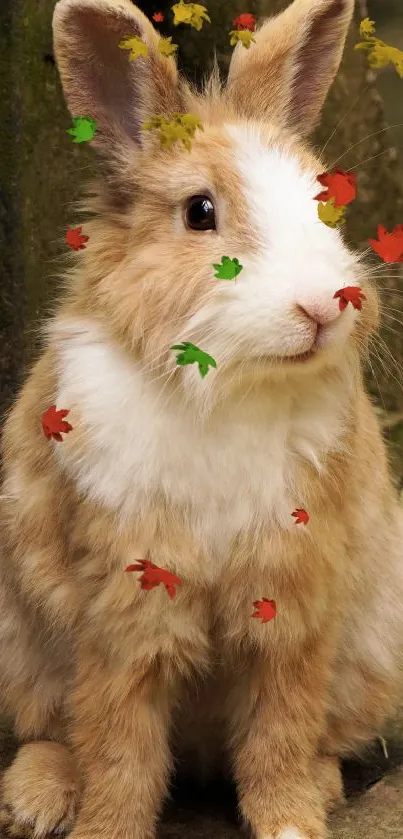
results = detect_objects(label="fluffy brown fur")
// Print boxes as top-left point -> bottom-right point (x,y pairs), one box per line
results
0,1 -> 402,838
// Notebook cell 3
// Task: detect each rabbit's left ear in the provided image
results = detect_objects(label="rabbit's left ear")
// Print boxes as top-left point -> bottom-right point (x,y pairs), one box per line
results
226,0 -> 355,136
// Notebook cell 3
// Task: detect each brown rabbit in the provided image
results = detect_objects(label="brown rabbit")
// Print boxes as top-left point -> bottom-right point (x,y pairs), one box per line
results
1,0 -> 403,837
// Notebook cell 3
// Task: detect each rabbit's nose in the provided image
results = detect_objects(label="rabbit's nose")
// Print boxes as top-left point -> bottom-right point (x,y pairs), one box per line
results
295,299 -> 341,327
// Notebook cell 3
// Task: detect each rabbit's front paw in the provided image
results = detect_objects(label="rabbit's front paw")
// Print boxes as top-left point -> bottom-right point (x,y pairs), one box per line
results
261,827 -> 325,839
0,742 -> 79,838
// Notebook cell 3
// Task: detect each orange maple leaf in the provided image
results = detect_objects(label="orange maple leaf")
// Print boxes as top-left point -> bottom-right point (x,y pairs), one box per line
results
368,224 -> 403,263
152,11 -> 164,22
125,558 -> 182,599
251,598 -> 277,623
66,226 -> 89,251
314,169 -> 357,208
42,405 -> 73,442
232,13 -> 256,31
292,508 -> 309,525
333,286 -> 367,312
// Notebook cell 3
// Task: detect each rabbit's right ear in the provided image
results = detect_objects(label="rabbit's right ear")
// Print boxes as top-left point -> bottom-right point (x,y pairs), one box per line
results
53,0 -> 183,163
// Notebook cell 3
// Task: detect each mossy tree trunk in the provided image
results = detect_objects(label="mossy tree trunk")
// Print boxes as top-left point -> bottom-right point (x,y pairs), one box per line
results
1,0 -> 403,472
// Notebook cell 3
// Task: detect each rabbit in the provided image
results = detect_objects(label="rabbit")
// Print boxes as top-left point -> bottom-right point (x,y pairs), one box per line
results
0,0 -> 403,837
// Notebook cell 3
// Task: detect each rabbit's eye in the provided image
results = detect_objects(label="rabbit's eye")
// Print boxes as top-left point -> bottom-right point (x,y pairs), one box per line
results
184,195 -> 216,231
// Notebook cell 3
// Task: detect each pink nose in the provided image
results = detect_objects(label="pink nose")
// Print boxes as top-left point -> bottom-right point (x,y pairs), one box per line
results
296,299 -> 341,327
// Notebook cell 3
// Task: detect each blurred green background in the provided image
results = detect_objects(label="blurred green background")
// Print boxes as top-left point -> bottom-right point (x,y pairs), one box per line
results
1,0 -> 403,473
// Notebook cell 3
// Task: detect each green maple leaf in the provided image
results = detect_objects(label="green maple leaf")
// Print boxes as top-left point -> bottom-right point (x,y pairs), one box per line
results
118,35 -> 149,61
229,29 -> 256,49
170,342 -> 217,377
317,197 -> 347,228
66,116 -> 97,143
213,256 -> 243,280
158,36 -> 178,57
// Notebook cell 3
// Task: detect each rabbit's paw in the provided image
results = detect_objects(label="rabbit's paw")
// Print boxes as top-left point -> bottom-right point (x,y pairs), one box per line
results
0,741 -> 79,838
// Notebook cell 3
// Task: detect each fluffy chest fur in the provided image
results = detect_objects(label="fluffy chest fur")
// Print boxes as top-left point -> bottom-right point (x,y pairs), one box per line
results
52,318 -> 352,565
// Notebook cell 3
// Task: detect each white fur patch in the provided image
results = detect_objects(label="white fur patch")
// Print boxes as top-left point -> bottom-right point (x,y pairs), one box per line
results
182,124 -> 358,371
51,316 -> 352,577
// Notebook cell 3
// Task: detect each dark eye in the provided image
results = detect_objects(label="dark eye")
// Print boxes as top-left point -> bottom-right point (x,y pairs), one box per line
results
184,194 -> 216,231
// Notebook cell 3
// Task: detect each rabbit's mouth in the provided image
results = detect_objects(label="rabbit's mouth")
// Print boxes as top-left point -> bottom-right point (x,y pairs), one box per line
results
281,348 -> 317,364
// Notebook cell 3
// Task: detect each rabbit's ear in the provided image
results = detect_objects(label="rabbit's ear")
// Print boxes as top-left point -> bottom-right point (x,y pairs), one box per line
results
226,0 -> 354,136
53,0 -> 183,155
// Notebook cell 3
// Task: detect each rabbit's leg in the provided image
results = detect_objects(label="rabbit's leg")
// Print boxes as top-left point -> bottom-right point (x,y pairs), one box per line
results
320,550 -> 403,758
65,648 -> 183,839
0,581 -> 80,836
226,644 -> 332,839
312,755 -> 344,814
0,742 -> 80,839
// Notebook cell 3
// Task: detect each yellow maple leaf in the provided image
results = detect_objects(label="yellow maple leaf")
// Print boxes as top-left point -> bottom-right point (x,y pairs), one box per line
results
317,197 -> 347,228
355,36 -> 403,78
119,35 -> 149,61
171,1 -> 210,31
158,36 -> 178,57
359,17 -> 376,38
177,113 -> 203,132
141,112 -> 204,151
229,29 -> 256,49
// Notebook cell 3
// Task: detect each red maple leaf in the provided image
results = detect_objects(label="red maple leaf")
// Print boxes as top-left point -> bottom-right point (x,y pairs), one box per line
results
251,598 -> 277,623
368,224 -> 403,263
152,11 -> 164,22
333,286 -> 367,312
42,405 -> 73,442
292,508 -> 310,525
125,558 -> 182,599
314,169 -> 357,207
232,13 -> 256,31
66,226 -> 89,251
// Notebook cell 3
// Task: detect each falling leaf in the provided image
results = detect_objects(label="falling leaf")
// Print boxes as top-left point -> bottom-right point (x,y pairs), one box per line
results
359,17 -> 376,38
213,256 -> 243,280
152,11 -> 164,22
158,36 -> 178,56
118,35 -> 149,61
66,226 -> 89,251
292,508 -> 309,525
232,13 -> 256,31
142,113 -> 203,151
333,286 -> 367,312
66,116 -> 97,144
42,406 -> 73,442
229,29 -> 256,49
125,558 -> 182,599
172,1 -> 211,31
171,342 -> 217,377
368,224 -> 403,262
317,197 -> 347,228
251,598 -> 277,624
355,37 -> 403,78
314,169 -> 357,208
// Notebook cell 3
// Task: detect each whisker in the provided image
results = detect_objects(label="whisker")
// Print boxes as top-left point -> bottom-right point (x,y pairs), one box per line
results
329,123 -> 403,169
318,84 -> 370,159
347,147 -> 394,172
